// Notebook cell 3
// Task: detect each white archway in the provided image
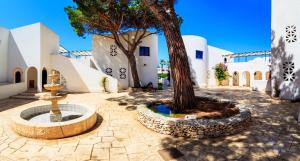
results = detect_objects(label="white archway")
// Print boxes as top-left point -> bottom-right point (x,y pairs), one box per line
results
242,71 -> 251,87
254,71 -> 263,80
232,71 -> 240,86
27,67 -> 38,90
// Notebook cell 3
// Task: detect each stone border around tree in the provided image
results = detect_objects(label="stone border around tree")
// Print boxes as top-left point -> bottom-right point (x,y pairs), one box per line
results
137,96 -> 252,138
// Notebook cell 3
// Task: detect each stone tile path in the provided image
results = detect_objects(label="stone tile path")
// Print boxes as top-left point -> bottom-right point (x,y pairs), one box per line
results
0,88 -> 299,161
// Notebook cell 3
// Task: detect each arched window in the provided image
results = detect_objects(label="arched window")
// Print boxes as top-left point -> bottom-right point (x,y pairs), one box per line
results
13,68 -> 23,83
224,57 -> 227,64
254,71 -> 262,80
15,71 -> 21,83
42,68 -> 47,88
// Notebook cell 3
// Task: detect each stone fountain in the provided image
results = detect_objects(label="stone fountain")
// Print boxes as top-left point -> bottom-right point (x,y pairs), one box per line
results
12,70 -> 97,139
41,70 -> 65,122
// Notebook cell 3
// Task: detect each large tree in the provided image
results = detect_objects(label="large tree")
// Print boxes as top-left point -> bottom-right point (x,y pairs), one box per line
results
142,0 -> 196,112
65,0 -> 161,88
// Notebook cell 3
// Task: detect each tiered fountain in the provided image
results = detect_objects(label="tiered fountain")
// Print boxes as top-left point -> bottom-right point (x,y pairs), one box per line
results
41,70 -> 65,122
12,70 -> 97,139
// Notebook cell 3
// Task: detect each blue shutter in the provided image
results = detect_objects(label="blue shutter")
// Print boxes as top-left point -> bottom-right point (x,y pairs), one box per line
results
140,47 -> 150,56
196,50 -> 203,59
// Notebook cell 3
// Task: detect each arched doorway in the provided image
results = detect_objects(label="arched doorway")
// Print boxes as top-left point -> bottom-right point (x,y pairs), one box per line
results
42,68 -> 47,89
242,71 -> 250,87
232,71 -> 239,86
27,67 -> 38,90
15,71 -> 21,83
254,71 -> 262,80
265,71 -> 271,80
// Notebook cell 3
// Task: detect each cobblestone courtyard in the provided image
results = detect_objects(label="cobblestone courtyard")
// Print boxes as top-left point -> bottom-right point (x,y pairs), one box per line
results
0,88 -> 299,161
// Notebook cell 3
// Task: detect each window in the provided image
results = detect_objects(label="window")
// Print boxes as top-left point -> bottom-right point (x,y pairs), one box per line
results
196,50 -> 203,59
224,58 -> 227,63
139,46 -> 150,56
15,71 -> 21,83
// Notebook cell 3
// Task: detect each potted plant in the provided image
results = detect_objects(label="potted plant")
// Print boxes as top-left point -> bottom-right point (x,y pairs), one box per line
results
214,63 -> 230,86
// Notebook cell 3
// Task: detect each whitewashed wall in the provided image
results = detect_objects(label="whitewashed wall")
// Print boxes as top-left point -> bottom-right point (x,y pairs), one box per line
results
8,23 -> 42,91
51,54 -> 118,93
207,46 -> 233,87
93,32 -> 158,89
0,27 -> 9,82
0,82 -> 26,99
272,0 -> 300,100
134,34 -> 158,87
40,23 -> 59,84
226,58 -> 271,91
183,35 -> 208,87
92,36 -> 129,89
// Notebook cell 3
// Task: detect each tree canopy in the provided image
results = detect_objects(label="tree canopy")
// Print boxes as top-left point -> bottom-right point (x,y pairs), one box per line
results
65,0 -> 163,87
65,0 -> 162,38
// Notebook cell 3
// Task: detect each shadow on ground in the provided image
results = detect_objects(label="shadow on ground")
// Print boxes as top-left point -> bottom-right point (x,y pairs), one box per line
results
107,87 -> 300,160
0,98 -> 35,112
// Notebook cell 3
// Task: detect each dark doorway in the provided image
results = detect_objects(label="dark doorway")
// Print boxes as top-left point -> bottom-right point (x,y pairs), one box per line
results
15,71 -> 21,83
42,69 -> 47,89
29,80 -> 35,88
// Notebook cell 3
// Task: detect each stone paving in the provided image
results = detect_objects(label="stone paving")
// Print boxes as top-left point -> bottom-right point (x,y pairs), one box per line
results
0,88 -> 299,161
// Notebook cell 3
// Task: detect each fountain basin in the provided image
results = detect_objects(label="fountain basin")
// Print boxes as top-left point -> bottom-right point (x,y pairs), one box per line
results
12,104 -> 97,139
40,94 -> 66,101
44,84 -> 64,91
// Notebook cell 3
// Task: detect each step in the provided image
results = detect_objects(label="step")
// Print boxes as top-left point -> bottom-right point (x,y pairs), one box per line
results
18,92 -> 38,96
10,95 -> 40,100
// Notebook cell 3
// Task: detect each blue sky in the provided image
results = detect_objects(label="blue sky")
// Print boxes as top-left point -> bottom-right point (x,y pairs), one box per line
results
0,0 -> 271,60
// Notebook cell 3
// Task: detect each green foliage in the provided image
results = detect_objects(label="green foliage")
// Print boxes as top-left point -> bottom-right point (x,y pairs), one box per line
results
101,77 -> 108,92
157,83 -> 163,90
166,60 -> 170,69
160,59 -> 166,69
214,63 -> 230,82
64,0 -> 162,37
158,73 -> 168,79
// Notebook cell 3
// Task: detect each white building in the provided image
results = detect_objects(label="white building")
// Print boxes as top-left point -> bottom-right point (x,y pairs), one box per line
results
2,0 -> 300,102
272,0 -> 300,101
157,67 -> 169,74
0,23 -> 158,99
223,51 -> 272,91
92,33 -> 158,89
181,35 -> 271,92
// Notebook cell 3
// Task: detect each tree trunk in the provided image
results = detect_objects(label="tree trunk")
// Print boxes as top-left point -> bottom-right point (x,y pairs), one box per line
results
164,24 -> 196,112
141,0 -> 196,112
128,54 -> 141,88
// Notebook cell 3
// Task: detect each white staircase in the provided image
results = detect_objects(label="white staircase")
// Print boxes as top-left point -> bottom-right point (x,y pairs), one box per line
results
10,91 -> 41,100
51,54 -> 118,93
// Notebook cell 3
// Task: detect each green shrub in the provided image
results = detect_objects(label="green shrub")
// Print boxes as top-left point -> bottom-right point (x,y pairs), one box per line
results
158,73 -> 168,79
157,83 -> 163,90
214,63 -> 230,85
101,77 -> 108,92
